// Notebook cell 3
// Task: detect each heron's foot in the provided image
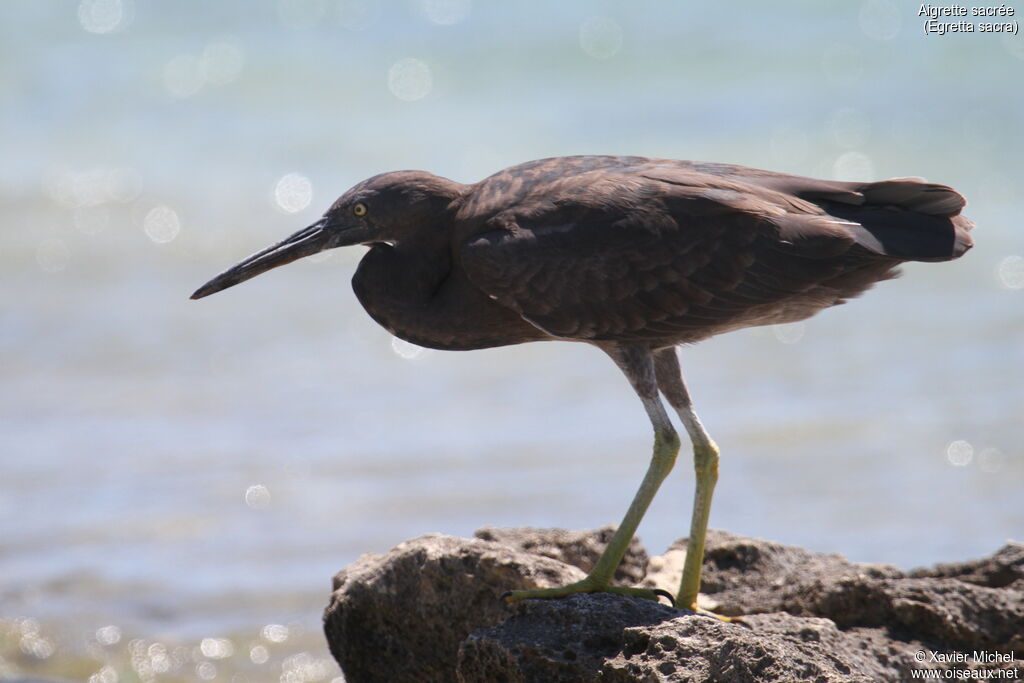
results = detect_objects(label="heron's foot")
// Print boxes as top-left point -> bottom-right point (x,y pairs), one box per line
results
682,602 -> 736,623
504,577 -> 674,606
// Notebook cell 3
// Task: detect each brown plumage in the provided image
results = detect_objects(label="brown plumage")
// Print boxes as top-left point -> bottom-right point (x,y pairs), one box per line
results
191,155 -> 973,610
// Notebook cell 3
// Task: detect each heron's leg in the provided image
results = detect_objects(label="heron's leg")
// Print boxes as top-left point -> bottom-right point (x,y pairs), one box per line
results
505,345 -> 680,604
654,347 -> 720,612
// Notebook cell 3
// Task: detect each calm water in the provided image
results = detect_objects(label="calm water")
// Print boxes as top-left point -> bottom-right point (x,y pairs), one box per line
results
2,2 -> 1022,680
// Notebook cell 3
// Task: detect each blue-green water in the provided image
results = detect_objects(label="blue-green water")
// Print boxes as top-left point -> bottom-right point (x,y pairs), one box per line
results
2,1 -> 1022,678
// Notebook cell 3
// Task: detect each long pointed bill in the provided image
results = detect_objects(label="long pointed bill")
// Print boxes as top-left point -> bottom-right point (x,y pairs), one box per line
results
191,218 -> 343,300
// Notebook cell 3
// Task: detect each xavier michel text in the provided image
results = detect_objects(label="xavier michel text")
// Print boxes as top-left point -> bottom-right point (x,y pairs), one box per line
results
914,650 -> 1017,665
919,4 -> 1019,35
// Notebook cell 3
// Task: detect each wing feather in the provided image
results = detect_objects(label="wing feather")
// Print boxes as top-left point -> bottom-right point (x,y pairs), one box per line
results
460,166 -> 956,343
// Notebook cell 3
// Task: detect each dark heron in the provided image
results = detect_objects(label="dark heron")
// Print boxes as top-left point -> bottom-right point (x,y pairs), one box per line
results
192,156 -> 972,612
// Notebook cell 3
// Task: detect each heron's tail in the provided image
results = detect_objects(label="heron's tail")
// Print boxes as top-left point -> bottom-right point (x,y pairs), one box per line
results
824,178 -> 974,262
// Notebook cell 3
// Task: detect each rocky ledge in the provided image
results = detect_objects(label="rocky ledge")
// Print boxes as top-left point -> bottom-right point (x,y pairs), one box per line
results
323,528 -> 1023,682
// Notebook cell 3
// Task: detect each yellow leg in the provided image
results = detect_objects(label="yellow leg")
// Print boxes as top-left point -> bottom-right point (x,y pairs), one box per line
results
676,421 -> 719,611
653,347 -> 722,613
505,345 -> 725,615
505,407 -> 680,604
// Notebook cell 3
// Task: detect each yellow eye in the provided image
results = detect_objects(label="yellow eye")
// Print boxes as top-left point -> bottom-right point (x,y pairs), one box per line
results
353,202 -> 367,217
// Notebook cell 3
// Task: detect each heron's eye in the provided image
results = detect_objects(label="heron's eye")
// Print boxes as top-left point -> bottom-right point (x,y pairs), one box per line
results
353,202 -> 368,217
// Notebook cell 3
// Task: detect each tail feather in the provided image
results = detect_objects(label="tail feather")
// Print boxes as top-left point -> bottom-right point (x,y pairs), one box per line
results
722,168 -> 974,262
813,178 -> 973,263
859,179 -> 966,217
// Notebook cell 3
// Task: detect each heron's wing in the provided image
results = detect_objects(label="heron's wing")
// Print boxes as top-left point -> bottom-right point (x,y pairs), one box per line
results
460,170 -> 896,341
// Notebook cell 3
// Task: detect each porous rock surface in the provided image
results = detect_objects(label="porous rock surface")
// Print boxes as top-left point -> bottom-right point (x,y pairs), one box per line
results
323,529 -> 1023,682
323,533 -> 586,682
474,525 -> 649,585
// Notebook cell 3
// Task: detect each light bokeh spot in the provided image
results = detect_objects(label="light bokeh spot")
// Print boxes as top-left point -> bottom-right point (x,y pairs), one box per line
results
95,625 -> 122,646
18,621 -> 55,659
772,322 -> 806,345
579,16 -> 623,60
832,151 -> 874,181
195,661 -> 216,681
147,643 -> 170,673
78,0 -> 133,34
996,255 -> 1024,289
281,652 -> 336,681
143,205 -> 181,244
164,54 -> 205,99
250,644 -> 270,664
72,169 -> 111,206
388,58 -> 433,101
262,623 -> 289,643
37,238 -> 71,273
201,38 -> 245,85
391,336 -> 430,360
88,665 -> 118,683
46,166 -> 142,208
946,440 -> 973,467
859,0 -> 901,41
245,484 -> 271,509
418,0 -> 471,25
274,173 -> 314,213
200,637 -> 234,659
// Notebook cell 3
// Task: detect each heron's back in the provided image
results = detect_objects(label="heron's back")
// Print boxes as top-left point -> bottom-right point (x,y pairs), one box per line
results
459,156 -> 973,345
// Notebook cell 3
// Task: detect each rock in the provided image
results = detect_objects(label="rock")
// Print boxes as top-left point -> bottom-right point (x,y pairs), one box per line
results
475,525 -> 649,585
460,596 -> 874,683
658,531 -> 1024,651
737,613 -> 912,683
324,529 -> 1024,682
647,529 -> 902,617
458,593 -> 681,682
804,575 -> 1024,652
323,532 -> 585,683
910,541 -> 1024,589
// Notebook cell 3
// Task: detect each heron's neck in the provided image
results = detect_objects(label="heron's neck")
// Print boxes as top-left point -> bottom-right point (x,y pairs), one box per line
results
350,224 -> 546,351
351,235 -> 453,338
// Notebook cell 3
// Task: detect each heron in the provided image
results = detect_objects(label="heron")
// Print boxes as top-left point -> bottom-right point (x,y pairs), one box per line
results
191,156 -> 973,612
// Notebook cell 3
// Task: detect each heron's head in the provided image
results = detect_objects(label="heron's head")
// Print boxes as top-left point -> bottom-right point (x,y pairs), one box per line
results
190,170 -> 462,300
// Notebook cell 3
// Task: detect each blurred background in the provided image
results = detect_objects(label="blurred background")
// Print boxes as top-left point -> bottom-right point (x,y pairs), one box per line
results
1,1 -> 1021,681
